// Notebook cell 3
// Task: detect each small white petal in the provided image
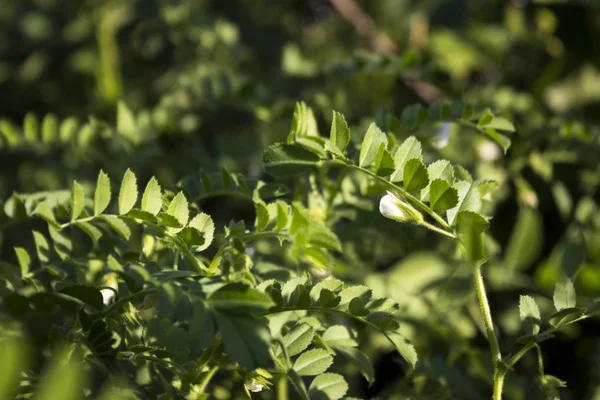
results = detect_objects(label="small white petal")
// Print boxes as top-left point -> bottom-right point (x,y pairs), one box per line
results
246,380 -> 263,393
478,140 -> 501,161
379,194 -> 405,220
100,282 -> 118,305
431,123 -> 451,149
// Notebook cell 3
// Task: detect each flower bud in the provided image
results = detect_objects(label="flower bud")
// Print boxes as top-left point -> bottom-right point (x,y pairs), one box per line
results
379,191 -> 423,224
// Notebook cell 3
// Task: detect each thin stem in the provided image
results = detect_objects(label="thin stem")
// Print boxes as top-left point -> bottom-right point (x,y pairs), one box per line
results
535,344 -> 545,377
421,220 -> 456,239
196,365 -> 219,394
473,262 -> 504,400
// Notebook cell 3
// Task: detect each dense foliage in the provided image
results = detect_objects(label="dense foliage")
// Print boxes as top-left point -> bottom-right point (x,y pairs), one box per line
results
1,1 -> 600,399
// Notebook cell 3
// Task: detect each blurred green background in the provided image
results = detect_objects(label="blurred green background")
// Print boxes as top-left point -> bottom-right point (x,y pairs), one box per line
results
1,0 -> 600,399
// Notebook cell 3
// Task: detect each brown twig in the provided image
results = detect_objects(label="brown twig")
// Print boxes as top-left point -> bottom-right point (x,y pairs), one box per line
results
328,0 -> 443,104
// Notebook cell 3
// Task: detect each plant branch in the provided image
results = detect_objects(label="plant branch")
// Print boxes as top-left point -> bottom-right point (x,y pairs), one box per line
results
100,288 -> 158,317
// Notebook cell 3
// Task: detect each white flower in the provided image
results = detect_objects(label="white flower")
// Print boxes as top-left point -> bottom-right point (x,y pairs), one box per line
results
245,379 -> 263,393
100,281 -> 118,305
478,140 -> 501,161
431,122 -> 451,149
379,191 -> 423,224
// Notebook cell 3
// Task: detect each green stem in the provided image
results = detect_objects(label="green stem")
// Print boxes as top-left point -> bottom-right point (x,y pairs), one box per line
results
473,263 -> 504,400
421,220 -> 456,238
277,374 -> 288,400
196,365 -> 219,394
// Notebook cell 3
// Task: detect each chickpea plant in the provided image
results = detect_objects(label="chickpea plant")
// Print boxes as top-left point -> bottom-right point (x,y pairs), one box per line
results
0,101 -> 598,400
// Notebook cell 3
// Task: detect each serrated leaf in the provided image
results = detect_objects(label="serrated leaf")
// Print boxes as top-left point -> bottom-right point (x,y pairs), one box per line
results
339,286 -> 371,305
308,373 -> 348,400
553,279 -> 576,311
187,213 -> 214,251
359,123 -> 387,167
167,192 -> 189,229
390,136 -> 422,182
293,349 -> 333,376
429,179 -> 459,211
483,128 -> 511,153
74,222 -> 103,243
14,247 -> 31,277
94,170 -> 111,216
309,279 -> 343,303
519,295 -> 541,335
209,283 -> 274,314
141,177 -> 162,215
264,143 -> 320,178
71,181 -> 85,221
278,323 -> 314,357
349,297 -> 369,316
322,325 -> 358,348
447,181 -> 481,225
330,111 -> 350,153
318,289 -> 341,308
127,209 -> 157,222
117,101 -> 137,140
403,158 -> 429,192
255,200 -> 269,232
101,215 -> 131,240
118,169 -> 138,215
384,331 -> 418,368
548,307 -> 585,328
376,149 -> 395,176
276,201 -> 289,231
33,202 -> 59,228
421,160 -> 455,201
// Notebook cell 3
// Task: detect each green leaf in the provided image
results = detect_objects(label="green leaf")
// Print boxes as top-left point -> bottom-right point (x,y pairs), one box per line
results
329,111 -> 350,153
118,169 -> 138,215
375,149 -> 395,176
24,112 -> 39,142
33,202 -> 60,229
421,160 -> 455,201
308,373 -> 348,400
0,335 -> 29,400
504,207 -> 542,270
336,347 -> 375,384
348,298 -> 369,316
117,101 -> 138,141
278,323 -> 314,357
519,295 -> 541,335
429,179 -> 459,211
33,231 -> 52,263
71,181 -> 85,221
307,222 -> 342,251
14,247 -> 31,277
209,283 -> 274,314
255,200 -> 270,232
384,331 -> 418,368
59,117 -> 79,143
215,313 -> 271,370
293,349 -> 333,376
339,285 -> 371,305
390,136 -> 422,182
291,101 -> 319,137
41,114 -> 59,144
101,215 -> 131,240
477,108 -> 494,126
548,307 -> 585,328
74,222 -> 103,243
187,213 -> 215,251
59,285 -> 104,310
318,289 -> 341,308
480,116 -> 515,132
141,177 -> 162,215
264,143 -> 320,178
553,279 -> 576,311
456,211 -> 489,262
403,158 -> 429,192
447,181 -> 481,226
167,192 -> 189,229
359,123 -> 387,167
322,325 -> 358,348
400,104 -> 428,127
94,170 -> 111,216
